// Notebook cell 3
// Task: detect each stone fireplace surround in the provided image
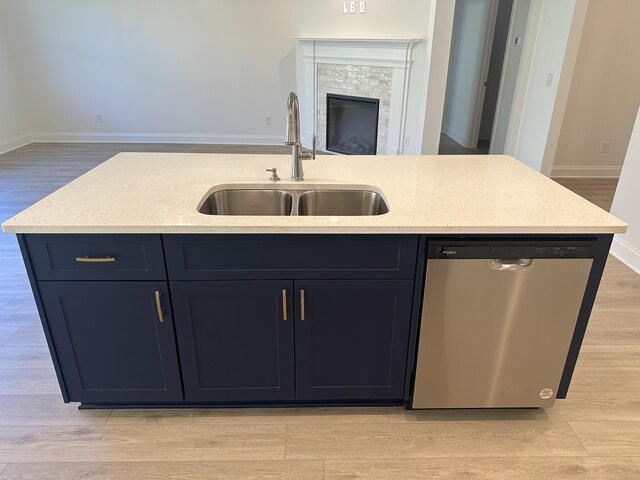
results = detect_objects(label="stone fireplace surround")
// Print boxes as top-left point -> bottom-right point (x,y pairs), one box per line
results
295,38 -> 421,155
318,64 -> 390,154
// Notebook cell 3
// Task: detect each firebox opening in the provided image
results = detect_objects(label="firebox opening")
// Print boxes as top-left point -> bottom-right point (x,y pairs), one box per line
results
326,94 -> 380,155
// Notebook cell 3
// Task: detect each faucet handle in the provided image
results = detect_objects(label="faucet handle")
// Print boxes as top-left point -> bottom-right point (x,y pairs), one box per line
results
266,168 -> 280,182
301,135 -> 317,161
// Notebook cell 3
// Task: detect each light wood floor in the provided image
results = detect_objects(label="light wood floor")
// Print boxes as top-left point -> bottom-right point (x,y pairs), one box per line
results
0,144 -> 639,479
553,177 -> 620,212
438,133 -> 483,155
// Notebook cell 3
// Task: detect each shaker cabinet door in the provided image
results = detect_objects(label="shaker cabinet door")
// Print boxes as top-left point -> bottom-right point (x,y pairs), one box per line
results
39,281 -> 183,404
294,280 -> 413,401
171,281 -> 295,403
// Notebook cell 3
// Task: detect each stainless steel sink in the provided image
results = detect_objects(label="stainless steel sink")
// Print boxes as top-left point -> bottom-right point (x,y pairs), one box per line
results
198,187 -> 388,216
198,189 -> 293,216
298,190 -> 389,216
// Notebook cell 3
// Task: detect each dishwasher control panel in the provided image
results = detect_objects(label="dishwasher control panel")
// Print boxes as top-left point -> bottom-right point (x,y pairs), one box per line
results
430,241 -> 597,259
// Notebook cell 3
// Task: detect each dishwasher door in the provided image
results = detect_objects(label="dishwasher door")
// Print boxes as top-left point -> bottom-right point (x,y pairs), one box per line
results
412,242 -> 594,409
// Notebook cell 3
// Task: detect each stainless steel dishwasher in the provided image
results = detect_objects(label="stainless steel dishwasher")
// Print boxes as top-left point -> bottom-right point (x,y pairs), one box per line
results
412,241 -> 595,409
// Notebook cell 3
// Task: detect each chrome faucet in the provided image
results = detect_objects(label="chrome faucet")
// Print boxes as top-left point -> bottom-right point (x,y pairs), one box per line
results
284,92 -> 316,181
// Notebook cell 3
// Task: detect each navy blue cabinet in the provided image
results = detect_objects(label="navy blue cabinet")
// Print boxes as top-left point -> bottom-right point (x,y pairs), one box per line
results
38,281 -> 183,404
164,234 -> 419,280
27,234 -> 166,281
171,281 -> 295,403
294,280 -> 414,401
24,234 -> 419,406
171,279 -> 413,404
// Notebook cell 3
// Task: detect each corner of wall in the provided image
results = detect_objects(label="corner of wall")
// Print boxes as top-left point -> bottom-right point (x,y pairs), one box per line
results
420,0 -> 456,155
611,237 -> 640,276
610,105 -> 640,274
0,134 -> 32,155
540,0 -> 589,176
0,9 -> 31,150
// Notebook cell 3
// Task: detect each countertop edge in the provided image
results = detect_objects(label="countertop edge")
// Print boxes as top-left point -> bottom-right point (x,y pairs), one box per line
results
2,225 -> 628,235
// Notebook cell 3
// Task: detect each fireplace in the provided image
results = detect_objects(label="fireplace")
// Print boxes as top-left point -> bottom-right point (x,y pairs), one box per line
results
326,94 -> 380,155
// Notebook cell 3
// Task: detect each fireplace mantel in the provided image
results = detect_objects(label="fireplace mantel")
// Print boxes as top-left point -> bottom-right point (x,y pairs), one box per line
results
294,37 -> 424,155
292,37 -> 422,46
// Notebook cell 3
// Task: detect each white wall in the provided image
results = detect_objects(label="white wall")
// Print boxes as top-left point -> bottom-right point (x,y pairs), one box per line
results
536,0 -> 587,176
294,0 -> 432,154
441,0 -> 494,148
552,0 -> 640,178
294,0 -> 431,39
0,23 -> 28,153
490,0 -> 530,154
610,106 -> 640,274
420,0 -> 456,154
0,0 -> 296,144
505,0 -> 587,174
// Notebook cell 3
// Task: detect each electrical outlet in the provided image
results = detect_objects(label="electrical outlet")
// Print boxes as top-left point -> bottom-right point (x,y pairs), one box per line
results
343,2 -> 349,14
359,1 -> 366,13
546,73 -> 554,87
350,1 -> 356,14
601,141 -> 611,153
266,116 -> 272,126
403,136 -> 410,147
95,113 -> 103,124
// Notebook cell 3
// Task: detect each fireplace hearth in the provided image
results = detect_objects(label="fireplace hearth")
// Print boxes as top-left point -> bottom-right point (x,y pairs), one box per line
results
326,94 -> 380,155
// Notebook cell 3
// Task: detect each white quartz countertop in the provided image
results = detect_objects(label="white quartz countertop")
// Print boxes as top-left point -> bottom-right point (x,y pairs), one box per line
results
1,153 -> 627,234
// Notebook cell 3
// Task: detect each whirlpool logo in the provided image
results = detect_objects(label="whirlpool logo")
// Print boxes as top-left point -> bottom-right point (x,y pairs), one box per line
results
440,249 -> 458,256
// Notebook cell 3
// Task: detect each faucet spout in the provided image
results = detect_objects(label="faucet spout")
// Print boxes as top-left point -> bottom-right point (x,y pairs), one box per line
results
284,91 -> 315,181
285,92 -> 300,145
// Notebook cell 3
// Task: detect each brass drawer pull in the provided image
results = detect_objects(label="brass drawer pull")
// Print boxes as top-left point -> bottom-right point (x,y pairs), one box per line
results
75,256 -> 116,263
282,289 -> 288,321
155,291 -> 165,323
300,289 -> 305,321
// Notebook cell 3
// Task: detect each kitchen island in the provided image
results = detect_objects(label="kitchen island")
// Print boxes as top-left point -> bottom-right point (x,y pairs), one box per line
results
2,153 -> 626,409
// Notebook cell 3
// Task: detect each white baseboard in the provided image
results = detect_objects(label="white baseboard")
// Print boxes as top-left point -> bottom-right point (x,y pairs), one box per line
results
610,236 -> 640,276
551,165 -> 622,178
29,132 -> 283,145
0,134 -> 32,155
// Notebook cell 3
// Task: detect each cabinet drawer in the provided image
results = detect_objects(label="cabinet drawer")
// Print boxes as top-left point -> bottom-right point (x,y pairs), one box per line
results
26,234 -> 166,281
164,234 -> 419,280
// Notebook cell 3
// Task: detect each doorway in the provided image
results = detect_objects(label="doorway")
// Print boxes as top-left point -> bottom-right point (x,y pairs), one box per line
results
439,0 -> 529,155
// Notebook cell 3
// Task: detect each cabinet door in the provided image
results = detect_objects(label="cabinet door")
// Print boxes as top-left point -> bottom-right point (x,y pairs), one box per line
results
294,280 -> 413,401
39,281 -> 183,404
171,281 -> 295,402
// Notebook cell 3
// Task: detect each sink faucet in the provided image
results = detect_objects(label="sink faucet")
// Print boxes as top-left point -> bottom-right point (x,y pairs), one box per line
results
285,92 -> 316,181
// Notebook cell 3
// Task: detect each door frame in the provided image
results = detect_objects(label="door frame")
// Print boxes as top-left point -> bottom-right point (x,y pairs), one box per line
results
469,0 -> 500,149
490,0 -> 532,153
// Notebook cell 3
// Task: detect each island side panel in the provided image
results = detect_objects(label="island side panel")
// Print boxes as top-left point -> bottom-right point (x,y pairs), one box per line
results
16,234 -> 70,402
557,233 -> 614,398
403,235 -> 428,401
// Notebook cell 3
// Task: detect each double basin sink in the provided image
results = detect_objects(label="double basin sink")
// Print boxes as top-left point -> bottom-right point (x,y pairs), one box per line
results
198,186 -> 389,216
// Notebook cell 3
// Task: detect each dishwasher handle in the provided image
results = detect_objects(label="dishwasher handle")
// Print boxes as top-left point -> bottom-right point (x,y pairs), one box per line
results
489,258 -> 533,271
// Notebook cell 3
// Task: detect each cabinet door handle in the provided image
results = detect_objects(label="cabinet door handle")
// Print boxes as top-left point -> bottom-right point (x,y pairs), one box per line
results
155,291 -> 165,323
282,289 -> 288,321
300,289 -> 305,321
75,256 -> 115,263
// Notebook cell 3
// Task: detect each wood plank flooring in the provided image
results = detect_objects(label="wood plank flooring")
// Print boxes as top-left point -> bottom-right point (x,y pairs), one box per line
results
553,177 -> 619,212
0,143 -> 638,479
438,133 -> 483,155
